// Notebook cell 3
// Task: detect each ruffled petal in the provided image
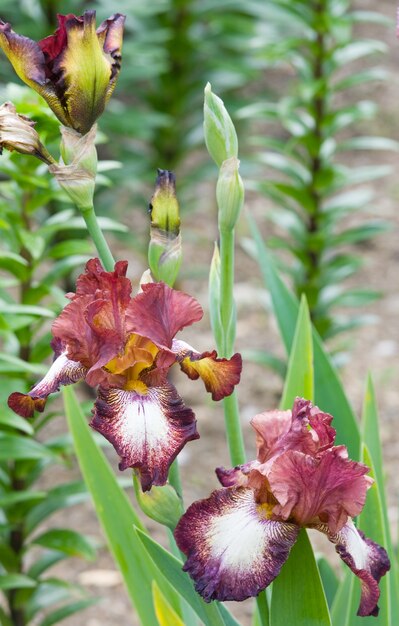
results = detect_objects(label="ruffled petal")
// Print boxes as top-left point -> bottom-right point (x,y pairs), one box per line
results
52,259 -> 132,377
90,383 -> 199,490
172,339 -> 242,401
73,258 -> 130,299
215,462 -> 258,487
322,520 -> 390,617
126,283 -> 203,350
8,352 -> 86,418
251,398 -> 335,467
175,487 -> 299,602
268,448 -> 372,533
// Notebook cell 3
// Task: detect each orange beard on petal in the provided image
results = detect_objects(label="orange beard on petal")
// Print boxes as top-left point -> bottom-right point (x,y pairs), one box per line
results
104,334 -> 159,394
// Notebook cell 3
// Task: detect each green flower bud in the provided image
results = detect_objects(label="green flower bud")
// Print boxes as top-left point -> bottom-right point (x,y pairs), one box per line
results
203,82 -> 238,167
49,124 -> 97,211
216,157 -> 244,232
148,169 -> 182,287
133,473 -> 184,530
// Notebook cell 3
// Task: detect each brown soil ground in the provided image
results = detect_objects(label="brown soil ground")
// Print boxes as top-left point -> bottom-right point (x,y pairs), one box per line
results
26,1 -> 399,624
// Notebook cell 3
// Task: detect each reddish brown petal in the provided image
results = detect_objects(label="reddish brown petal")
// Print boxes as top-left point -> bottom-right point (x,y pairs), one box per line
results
175,487 -> 299,602
216,462 -> 258,487
73,258 -> 130,299
251,397 -> 335,466
126,283 -> 203,349
39,14 -> 72,62
322,520 -> 390,617
8,352 -> 86,418
90,383 -> 199,491
172,339 -> 242,401
269,448 -> 372,533
52,259 -> 132,374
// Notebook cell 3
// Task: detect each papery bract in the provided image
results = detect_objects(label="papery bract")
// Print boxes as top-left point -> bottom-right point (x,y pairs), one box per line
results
8,259 -> 242,491
0,11 -> 125,134
175,398 -> 390,617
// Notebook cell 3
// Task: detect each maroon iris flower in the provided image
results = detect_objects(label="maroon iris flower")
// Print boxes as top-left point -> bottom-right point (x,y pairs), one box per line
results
8,259 -> 241,490
175,398 -> 390,617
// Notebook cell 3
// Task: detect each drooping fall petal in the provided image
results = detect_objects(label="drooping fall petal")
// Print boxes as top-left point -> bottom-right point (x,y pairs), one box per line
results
175,487 -> 299,602
90,383 -> 199,490
172,339 -> 242,401
323,520 -> 390,617
8,351 -> 86,418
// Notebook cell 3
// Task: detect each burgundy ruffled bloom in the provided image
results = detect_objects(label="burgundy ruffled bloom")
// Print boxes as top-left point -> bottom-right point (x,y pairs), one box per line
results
8,259 -> 242,490
175,398 -> 390,617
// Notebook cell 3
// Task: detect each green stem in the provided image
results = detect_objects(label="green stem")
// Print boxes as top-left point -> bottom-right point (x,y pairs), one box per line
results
168,459 -> 183,500
223,392 -> 245,466
218,228 -> 246,466
219,228 -> 235,356
81,206 -> 115,271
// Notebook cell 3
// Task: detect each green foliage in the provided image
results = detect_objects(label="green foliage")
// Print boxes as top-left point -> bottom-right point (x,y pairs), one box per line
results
246,0 -> 393,341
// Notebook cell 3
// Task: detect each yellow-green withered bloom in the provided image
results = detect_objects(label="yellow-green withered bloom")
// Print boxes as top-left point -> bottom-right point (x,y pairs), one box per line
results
0,11 -> 125,135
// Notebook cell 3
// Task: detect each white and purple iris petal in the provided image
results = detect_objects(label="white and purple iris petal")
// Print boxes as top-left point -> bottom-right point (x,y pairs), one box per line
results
90,382 -> 199,491
323,520 -> 390,617
175,487 -> 299,602
8,351 -> 87,418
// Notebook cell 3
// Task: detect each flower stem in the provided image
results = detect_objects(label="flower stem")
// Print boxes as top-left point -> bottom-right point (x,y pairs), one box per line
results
219,227 -> 246,466
81,206 -> 115,271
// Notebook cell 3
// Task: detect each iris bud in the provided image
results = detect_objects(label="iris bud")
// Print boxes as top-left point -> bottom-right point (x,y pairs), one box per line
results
203,82 -> 238,168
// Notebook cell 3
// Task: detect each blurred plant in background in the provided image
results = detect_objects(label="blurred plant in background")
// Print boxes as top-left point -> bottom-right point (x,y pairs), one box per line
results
0,83 -> 126,625
242,0 -> 395,355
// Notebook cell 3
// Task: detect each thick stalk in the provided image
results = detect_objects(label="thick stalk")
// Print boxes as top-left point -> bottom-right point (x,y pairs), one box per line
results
301,0 -> 326,323
219,228 -> 246,466
81,206 -> 115,271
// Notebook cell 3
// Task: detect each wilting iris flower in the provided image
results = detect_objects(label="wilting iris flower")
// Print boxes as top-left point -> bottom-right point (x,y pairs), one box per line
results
8,259 -> 241,490
175,398 -> 390,617
0,11 -> 125,135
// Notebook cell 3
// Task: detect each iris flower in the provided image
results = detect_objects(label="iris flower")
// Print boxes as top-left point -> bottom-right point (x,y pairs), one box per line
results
8,259 -> 241,490
0,11 -> 125,135
175,398 -> 390,617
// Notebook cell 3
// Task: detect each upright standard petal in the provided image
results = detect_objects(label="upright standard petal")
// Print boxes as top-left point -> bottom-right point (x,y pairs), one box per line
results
323,520 -> 390,617
126,282 -> 203,350
8,351 -> 86,418
172,339 -> 242,401
175,487 -> 299,602
90,382 -> 199,490
251,398 -> 335,468
268,447 -> 372,533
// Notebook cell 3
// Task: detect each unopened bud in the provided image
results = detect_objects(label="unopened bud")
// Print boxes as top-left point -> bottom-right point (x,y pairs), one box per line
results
133,473 -> 183,530
148,169 -> 182,287
203,83 -> 238,167
216,157 -> 244,232
49,124 -> 97,211
0,101 -> 55,164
